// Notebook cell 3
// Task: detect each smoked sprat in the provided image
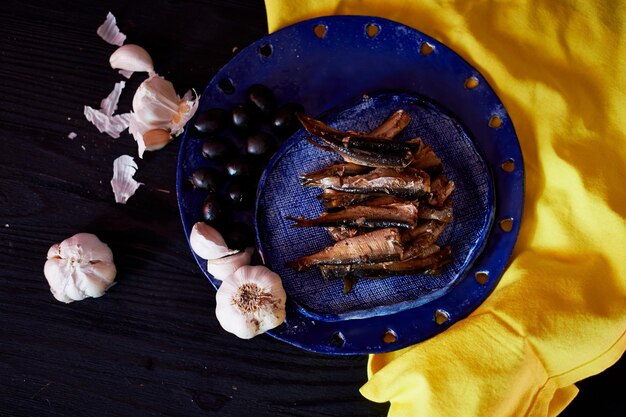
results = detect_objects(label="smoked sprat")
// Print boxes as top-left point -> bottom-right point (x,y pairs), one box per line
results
287,111 -> 455,293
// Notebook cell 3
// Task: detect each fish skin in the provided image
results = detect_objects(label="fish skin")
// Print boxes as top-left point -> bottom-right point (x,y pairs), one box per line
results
319,246 -> 453,280
368,110 -> 412,139
297,113 -> 414,168
286,228 -> 404,271
418,204 -> 453,223
306,167 -> 431,198
326,226 -> 359,241
287,202 -> 419,229
300,163 -> 372,186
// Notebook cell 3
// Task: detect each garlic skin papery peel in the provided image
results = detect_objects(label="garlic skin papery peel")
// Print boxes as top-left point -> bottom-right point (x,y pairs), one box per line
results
129,75 -> 199,157
215,265 -> 287,339
111,155 -> 142,204
97,12 -> 126,46
189,222 -> 239,260
44,233 -> 117,303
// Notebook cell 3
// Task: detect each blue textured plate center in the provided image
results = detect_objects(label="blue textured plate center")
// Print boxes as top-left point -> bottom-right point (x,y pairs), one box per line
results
256,93 -> 494,319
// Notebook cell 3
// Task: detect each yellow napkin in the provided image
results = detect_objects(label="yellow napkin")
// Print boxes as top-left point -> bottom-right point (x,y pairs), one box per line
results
265,0 -> 626,415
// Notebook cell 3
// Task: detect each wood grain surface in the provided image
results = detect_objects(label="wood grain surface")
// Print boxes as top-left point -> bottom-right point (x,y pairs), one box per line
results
0,1 -> 622,416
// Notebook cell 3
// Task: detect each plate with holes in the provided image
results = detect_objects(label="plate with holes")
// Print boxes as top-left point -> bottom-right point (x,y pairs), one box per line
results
177,16 -> 524,354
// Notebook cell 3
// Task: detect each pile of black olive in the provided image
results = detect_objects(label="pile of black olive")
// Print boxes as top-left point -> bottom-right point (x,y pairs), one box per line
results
189,84 -> 304,250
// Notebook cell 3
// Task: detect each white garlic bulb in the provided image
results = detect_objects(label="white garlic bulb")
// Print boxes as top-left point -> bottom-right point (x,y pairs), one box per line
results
189,222 -> 238,260
207,247 -> 254,281
44,233 -> 117,303
215,265 -> 287,339
128,75 -> 199,157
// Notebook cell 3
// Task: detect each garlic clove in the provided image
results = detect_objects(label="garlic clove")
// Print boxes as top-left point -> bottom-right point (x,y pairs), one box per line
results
44,233 -> 117,303
215,265 -> 287,339
207,247 -> 254,281
111,155 -> 142,204
189,222 -> 239,260
109,44 -> 155,76
142,128 -> 172,152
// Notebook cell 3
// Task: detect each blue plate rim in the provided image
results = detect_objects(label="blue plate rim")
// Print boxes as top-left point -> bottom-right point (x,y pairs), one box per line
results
176,15 -> 525,355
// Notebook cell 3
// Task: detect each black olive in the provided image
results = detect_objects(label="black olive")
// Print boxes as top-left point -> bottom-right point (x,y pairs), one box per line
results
191,167 -> 221,193
226,178 -> 255,206
247,84 -> 277,118
201,194 -> 224,223
246,132 -> 274,156
225,157 -> 253,177
201,137 -> 234,160
195,108 -> 228,134
273,102 -> 305,135
223,222 -> 255,250
232,104 -> 260,133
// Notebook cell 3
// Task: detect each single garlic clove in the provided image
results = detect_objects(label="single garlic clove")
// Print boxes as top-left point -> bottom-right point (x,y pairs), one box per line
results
142,128 -> 172,151
215,265 -> 287,339
189,222 -> 239,260
44,233 -> 117,303
207,247 -> 254,281
109,44 -> 154,75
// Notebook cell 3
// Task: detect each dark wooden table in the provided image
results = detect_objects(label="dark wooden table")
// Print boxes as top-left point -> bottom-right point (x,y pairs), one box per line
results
0,1 -> 622,416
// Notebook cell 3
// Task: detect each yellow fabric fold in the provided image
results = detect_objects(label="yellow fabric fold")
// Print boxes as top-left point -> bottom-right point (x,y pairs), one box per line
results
265,1 -> 626,416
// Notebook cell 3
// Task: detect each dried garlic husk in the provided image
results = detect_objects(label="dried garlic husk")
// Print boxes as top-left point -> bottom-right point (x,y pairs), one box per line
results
100,81 -> 125,116
189,222 -> 238,260
84,107 -> 131,138
207,247 -> 254,281
215,265 -> 287,339
109,44 -> 155,76
111,155 -> 142,204
84,81 -> 131,138
44,233 -> 117,303
97,12 -> 126,46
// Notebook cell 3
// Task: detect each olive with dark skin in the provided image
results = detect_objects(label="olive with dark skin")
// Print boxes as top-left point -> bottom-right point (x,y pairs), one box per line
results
231,104 -> 260,133
225,157 -> 254,177
222,222 -> 255,250
226,178 -> 255,206
273,102 -> 305,135
201,194 -> 224,224
194,108 -> 228,134
247,84 -> 277,118
246,132 -> 274,156
190,167 -> 221,193
201,137 -> 234,160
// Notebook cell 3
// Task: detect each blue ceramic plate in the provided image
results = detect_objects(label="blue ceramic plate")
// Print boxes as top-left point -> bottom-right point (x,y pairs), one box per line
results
177,16 -> 524,354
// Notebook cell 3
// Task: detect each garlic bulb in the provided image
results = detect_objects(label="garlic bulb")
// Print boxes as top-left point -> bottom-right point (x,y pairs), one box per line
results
109,44 -> 155,75
44,233 -> 117,303
189,222 -> 238,260
207,247 -> 254,281
215,265 -> 287,339
128,75 -> 199,157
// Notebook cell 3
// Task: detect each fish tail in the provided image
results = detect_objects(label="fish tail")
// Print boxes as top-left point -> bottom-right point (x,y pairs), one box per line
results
286,259 -> 307,271
286,216 -> 316,228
